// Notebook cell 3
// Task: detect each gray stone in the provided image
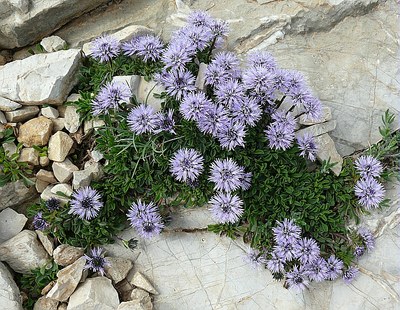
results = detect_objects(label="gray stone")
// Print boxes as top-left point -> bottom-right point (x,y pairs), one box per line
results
53,245 -> 84,267
36,230 -> 55,256
40,36 -> 67,53
117,300 -> 147,310
5,106 -> 39,122
72,170 -> 93,190
137,78 -> 164,112
0,49 -> 81,105
51,183 -> 73,198
33,296 -> 59,310
64,106 -> 80,134
40,156 -> 50,167
0,97 -> 22,112
41,107 -> 60,119
66,93 -> 82,103
18,147 -> 39,165
0,111 -> 6,123
314,133 -> 343,176
0,179 -> 37,210
18,116 -> 53,147
0,261 -> 23,310
40,185 -> 70,206
36,179 -> 49,193
0,208 -> 27,244
84,160 -> 103,181
67,277 -> 120,310
83,118 -> 105,135
52,158 -> 79,183
299,106 -> 332,125
195,63 -> 207,91
48,131 -> 74,162
130,272 -> 158,295
105,257 -> 133,284
36,169 -> 57,184
52,118 -> 65,132
2,141 -> 18,157
130,289 -> 152,310
47,257 -> 85,302
295,120 -> 337,138
90,150 -> 104,162
0,230 -> 50,274
0,1 -> 111,49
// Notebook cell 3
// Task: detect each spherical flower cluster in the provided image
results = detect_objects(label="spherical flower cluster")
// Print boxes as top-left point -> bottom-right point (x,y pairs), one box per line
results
354,175 -> 385,209
33,212 -> 49,231
90,35 -> 120,63
180,92 -> 211,121
357,227 -> 375,251
122,34 -> 164,62
209,192 -> 244,224
84,247 -> 110,276
46,198 -> 61,211
170,148 -> 204,183
296,133 -> 318,161
343,266 -> 359,284
69,187 -> 103,220
355,155 -> 383,179
127,200 -> 164,239
92,82 -> 132,115
209,158 -> 249,193
127,104 -> 159,134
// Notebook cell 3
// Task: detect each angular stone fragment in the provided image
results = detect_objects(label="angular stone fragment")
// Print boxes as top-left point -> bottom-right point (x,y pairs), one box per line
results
41,107 -> 60,119
0,261 -> 23,310
18,147 -> 39,165
33,296 -> 59,310
48,131 -> 74,162
195,63 -> 207,91
40,36 -> 66,53
105,257 -> 133,284
0,208 -> 28,244
130,272 -> 158,295
52,118 -> 65,132
0,49 -> 81,105
64,106 -> 80,134
40,185 -> 70,206
0,111 -> 6,124
137,78 -> 164,111
18,116 -> 53,147
0,97 -> 22,112
37,169 -> 57,184
72,170 -> 93,190
53,245 -> 84,267
36,179 -> 50,193
5,106 -> 39,122
115,279 -> 134,302
112,75 -> 141,98
41,281 -> 56,296
0,179 -> 37,210
90,150 -> 104,162
130,288 -> 152,310
67,277 -> 120,310
83,118 -> 105,135
0,230 -> 50,274
52,158 -> 79,183
40,156 -> 50,167
299,106 -> 332,125
117,300 -> 148,310
36,230 -> 55,256
295,120 -> 337,138
314,133 -> 343,176
2,142 -> 17,157
84,160 -> 103,181
51,183 -> 73,197
46,257 -> 85,302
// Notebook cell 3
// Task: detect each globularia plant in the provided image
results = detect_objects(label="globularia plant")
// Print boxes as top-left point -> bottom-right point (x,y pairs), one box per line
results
28,11 -> 398,292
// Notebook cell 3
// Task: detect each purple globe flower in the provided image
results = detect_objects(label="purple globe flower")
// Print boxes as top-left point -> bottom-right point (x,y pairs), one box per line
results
180,92 -> 212,121
46,197 -> 61,211
343,266 -> 359,284
304,257 -> 329,282
284,70 -> 307,94
162,41 -> 196,70
272,69 -> 292,93
170,148 -> 204,183
265,122 -> 295,151
288,87 -> 314,107
204,62 -> 232,87
354,246 -> 366,258
90,35 -> 120,63
209,192 -> 244,224
84,247 -> 110,276
354,177 -> 385,209
326,255 -> 344,280
127,200 -> 164,239
196,103 -> 229,136
209,18 -> 229,39
127,104 -> 159,135
154,109 -> 176,134
217,121 -> 247,151
187,11 -> 213,28
69,187 -> 103,220
204,52 -> 241,87
266,251 -> 285,273
297,133 -> 318,161
92,82 -> 132,115
209,158 -> 245,192
33,212 -> 49,231
182,25 -> 213,51
243,247 -> 265,269
121,34 -> 164,62
355,155 -> 383,179
213,51 -> 240,72
302,96 -> 323,122
127,200 -> 158,227
294,237 -> 320,264
238,172 -> 252,191
286,265 -> 309,291
215,79 -> 246,108
272,218 -> 302,245
230,97 -> 262,127
357,227 -> 375,251
273,242 -> 296,262
161,68 -> 196,100
242,65 -> 276,97
246,51 -> 277,71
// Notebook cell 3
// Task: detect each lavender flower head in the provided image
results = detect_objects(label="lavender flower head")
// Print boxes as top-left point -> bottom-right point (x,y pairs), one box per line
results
209,158 -> 246,192
304,257 -> 329,282
160,68 -> 196,100
92,82 -> 132,115
196,103 -> 229,136
302,96 -> 323,122
273,242 -> 296,262
354,177 -> 385,209
238,172 -> 252,191
357,227 -> 375,251
265,122 -> 295,151
246,51 -> 277,71
162,41 -> 196,70
127,200 -> 164,239
343,266 -> 359,284
243,247 -> 265,269
286,265 -> 309,291
326,255 -> 344,280
266,251 -> 285,274
284,70 -> 307,93
170,148 -> 204,183
69,187 -> 103,220
90,35 -> 120,63
297,133 -> 318,161
33,211 -> 49,230
122,34 -> 164,62
84,247 -> 110,276
209,192 -> 244,224
294,237 -> 320,264
182,25 -> 213,51
217,120 -> 247,151
204,52 -> 241,86
46,197 -> 61,211
355,155 -> 383,179
230,98 -> 262,127
154,109 -> 176,134
272,218 -> 302,245
127,104 -> 159,135
187,11 -> 213,28
215,79 -> 246,108
242,65 -> 276,97
180,92 -> 211,121
353,246 -> 365,258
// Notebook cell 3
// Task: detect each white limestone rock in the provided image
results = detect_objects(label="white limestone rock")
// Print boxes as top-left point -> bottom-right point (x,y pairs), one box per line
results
130,272 -> 158,295
112,75 -> 141,98
0,179 -> 37,210
84,160 -> 103,181
72,170 -> 92,190
52,118 -> 65,132
0,230 -> 50,274
17,116 -> 53,147
51,183 -> 73,198
195,63 -> 207,91
40,156 -> 50,167
67,277 -> 120,310
64,106 -> 80,134
117,300 -> 148,310
0,49 -> 81,105
105,257 -> 133,284
53,245 -> 84,267
41,36 -> 67,53
47,257 -> 85,302
0,111 -> 6,124
0,261 -> 23,310
0,208 -> 27,244
36,179 -> 49,193
137,78 -> 164,112
36,169 -> 57,184
18,147 -> 39,165
299,106 -> 332,125
130,288 -> 152,310
0,97 -> 22,112
5,106 -> 39,122
90,150 -> 103,162
36,230 -> 55,256
48,131 -> 74,162
41,107 -> 60,119
295,120 -> 337,138
314,133 -> 343,176
52,158 -> 79,183
2,141 -> 17,157
33,296 -> 59,310
83,118 -> 105,135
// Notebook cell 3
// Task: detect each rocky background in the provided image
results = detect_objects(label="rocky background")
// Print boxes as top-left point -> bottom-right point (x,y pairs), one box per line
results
0,0 -> 399,309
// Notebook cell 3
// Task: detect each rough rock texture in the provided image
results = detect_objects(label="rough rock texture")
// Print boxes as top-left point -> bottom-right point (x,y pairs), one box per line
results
41,106 -> 60,119
64,106 -> 80,134
67,277 -> 120,310
104,257 -> 133,284
0,179 -> 37,210
51,183 -> 73,197
0,49 -> 81,105
0,97 -> 22,111
33,296 -> 59,310
40,36 -> 66,53
0,208 -> 28,244
40,185 -> 70,206
0,261 -> 23,310
314,133 -> 344,176
36,169 -> 57,184
130,289 -> 152,310
47,257 -> 85,302
52,158 -> 79,183
18,116 -> 53,147
53,245 -> 84,267
0,230 -> 50,274
36,230 -> 55,256
0,0 -> 111,49
18,147 -> 39,165
129,272 -> 158,295
5,106 -> 39,122
48,131 -> 74,162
